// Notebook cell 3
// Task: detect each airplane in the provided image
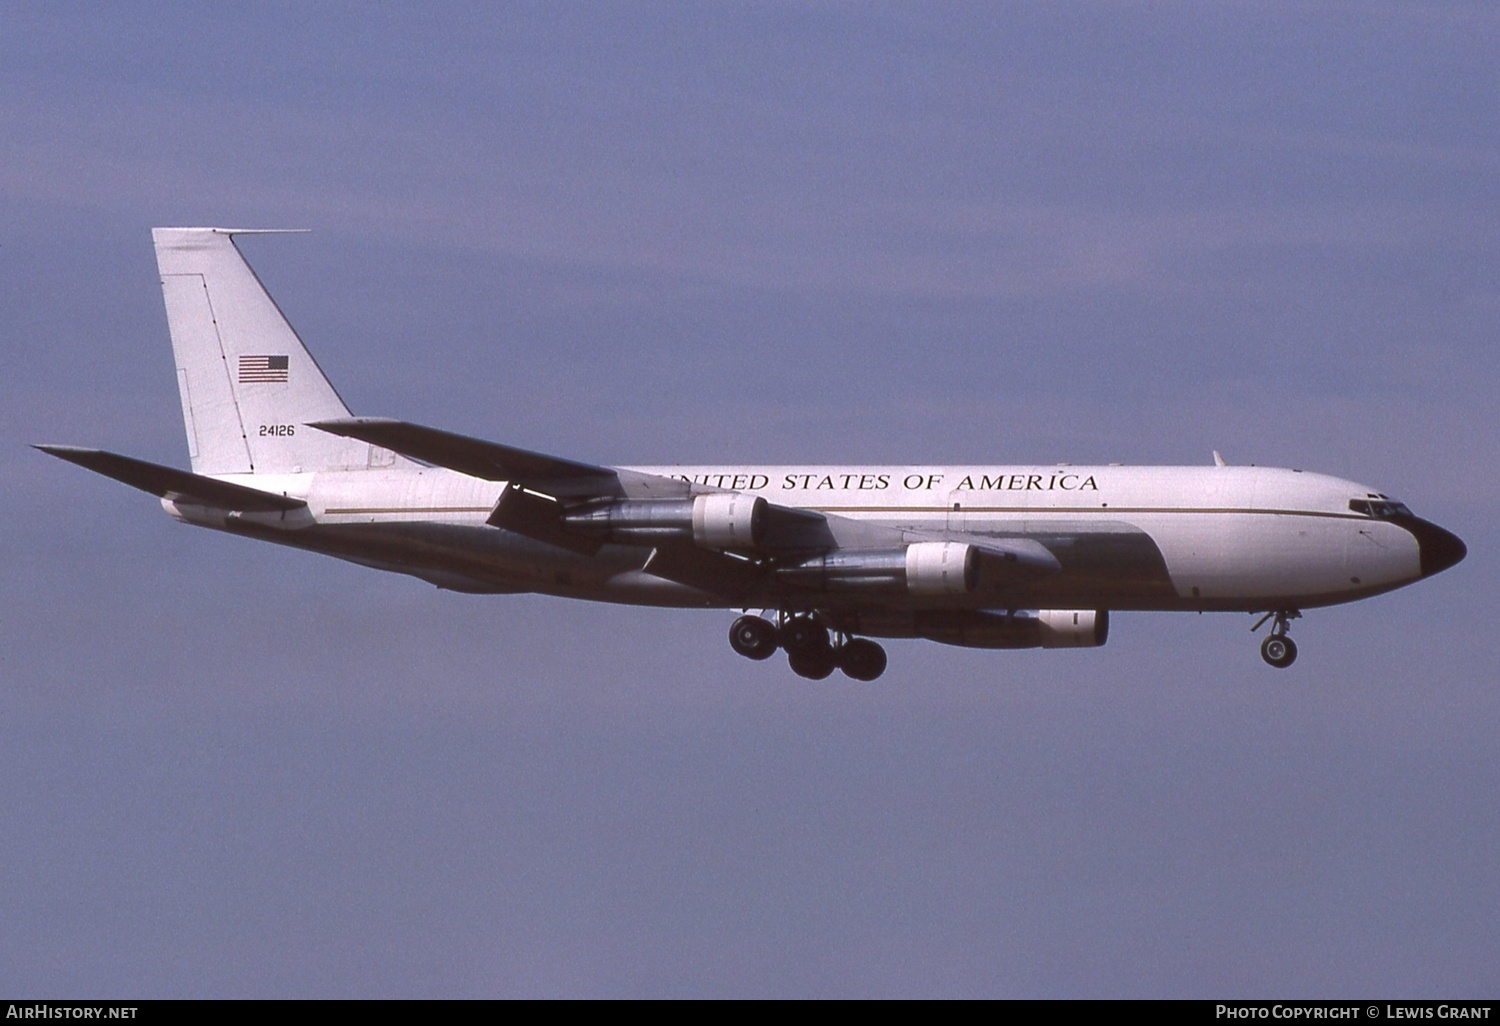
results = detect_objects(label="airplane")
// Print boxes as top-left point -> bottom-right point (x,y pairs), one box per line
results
37,227 -> 1467,681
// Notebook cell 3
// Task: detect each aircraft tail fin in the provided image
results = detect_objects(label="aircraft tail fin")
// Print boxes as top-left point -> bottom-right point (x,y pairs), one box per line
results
153,227 -> 387,475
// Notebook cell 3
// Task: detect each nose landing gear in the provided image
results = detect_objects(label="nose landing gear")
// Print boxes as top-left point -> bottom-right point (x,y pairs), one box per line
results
1252,610 -> 1300,668
727,613 -> 889,680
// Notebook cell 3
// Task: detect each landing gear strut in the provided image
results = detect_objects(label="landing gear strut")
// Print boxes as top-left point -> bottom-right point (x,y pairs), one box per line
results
727,612 -> 888,681
1252,610 -> 1300,668
780,616 -> 831,658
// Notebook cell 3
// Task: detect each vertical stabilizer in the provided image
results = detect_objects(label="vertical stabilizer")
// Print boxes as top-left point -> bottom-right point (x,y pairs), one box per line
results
153,227 -> 375,475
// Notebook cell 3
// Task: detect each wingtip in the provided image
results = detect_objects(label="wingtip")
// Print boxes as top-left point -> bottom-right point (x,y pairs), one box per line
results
212,228 -> 312,236
34,443 -> 90,457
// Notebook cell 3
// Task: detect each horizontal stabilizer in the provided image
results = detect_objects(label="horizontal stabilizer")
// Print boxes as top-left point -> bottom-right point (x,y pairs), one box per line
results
35,446 -> 306,512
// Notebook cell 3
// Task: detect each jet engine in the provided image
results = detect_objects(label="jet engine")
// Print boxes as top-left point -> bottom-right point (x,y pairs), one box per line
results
847,608 -> 1110,649
777,541 -> 979,595
563,493 -> 767,549
1035,608 -> 1110,648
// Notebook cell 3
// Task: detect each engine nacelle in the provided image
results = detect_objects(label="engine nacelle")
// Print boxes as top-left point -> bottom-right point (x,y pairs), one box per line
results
691,492 -> 766,549
905,541 -> 979,595
777,541 -> 978,595
846,609 -> 1110,649
1036,608 -> 1109,648
562,493 -> 766,549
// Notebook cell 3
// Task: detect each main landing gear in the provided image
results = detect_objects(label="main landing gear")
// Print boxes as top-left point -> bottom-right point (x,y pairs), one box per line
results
728,614 -> 888,681
1252,610 -> 1300,668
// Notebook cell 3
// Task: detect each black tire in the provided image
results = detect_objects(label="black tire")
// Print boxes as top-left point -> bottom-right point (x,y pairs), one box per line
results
838,638 -> 888,681
1261,634 -> 1298,668
780,617 -> 830,657
788,649 -> 836,680
729,615 -> 778,660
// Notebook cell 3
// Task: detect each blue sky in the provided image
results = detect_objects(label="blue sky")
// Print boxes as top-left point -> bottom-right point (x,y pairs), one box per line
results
3,2 -> 1497,997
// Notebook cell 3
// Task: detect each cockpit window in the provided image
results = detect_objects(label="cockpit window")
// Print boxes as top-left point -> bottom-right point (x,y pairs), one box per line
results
1349,499 -> 1413,519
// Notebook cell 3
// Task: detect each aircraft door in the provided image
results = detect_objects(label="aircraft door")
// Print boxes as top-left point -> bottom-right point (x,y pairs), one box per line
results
945,479 -> 968,537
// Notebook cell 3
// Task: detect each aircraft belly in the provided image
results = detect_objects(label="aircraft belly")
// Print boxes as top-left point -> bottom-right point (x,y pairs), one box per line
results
218,518 -> 636,595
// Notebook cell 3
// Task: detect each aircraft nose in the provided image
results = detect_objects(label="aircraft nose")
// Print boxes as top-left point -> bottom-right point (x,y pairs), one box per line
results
1404,517 -> 1467,577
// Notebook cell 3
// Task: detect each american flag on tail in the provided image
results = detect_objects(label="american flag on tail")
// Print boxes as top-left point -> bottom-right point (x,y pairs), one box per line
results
238,355 -> 289,383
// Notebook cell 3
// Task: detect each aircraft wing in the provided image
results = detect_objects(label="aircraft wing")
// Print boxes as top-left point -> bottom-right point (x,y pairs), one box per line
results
310,416 -> 715,558
35,446 -> 306,512
309,418 -> 862,576
308,417 -> 686,498
305,418 -> 1060,597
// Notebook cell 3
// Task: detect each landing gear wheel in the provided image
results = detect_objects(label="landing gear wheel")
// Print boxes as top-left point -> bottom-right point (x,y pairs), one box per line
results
1252,610 -> 1301,669
838,638 -> 888,681
729,615 -> 779,660
1261,634 -> 1298,668
780,617 -> 831,657
788,649 -> 837,680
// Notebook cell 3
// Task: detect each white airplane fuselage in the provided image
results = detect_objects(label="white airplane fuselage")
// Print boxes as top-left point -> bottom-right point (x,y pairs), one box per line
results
183,460 -> 1434,613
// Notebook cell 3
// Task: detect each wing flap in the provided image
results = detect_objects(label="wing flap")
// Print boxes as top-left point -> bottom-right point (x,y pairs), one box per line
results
486,482 -> 602,555
760,503 -> 839,552
36,446 -> 306,512
641,544 -> 765,597
971,538 -> 1062,587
